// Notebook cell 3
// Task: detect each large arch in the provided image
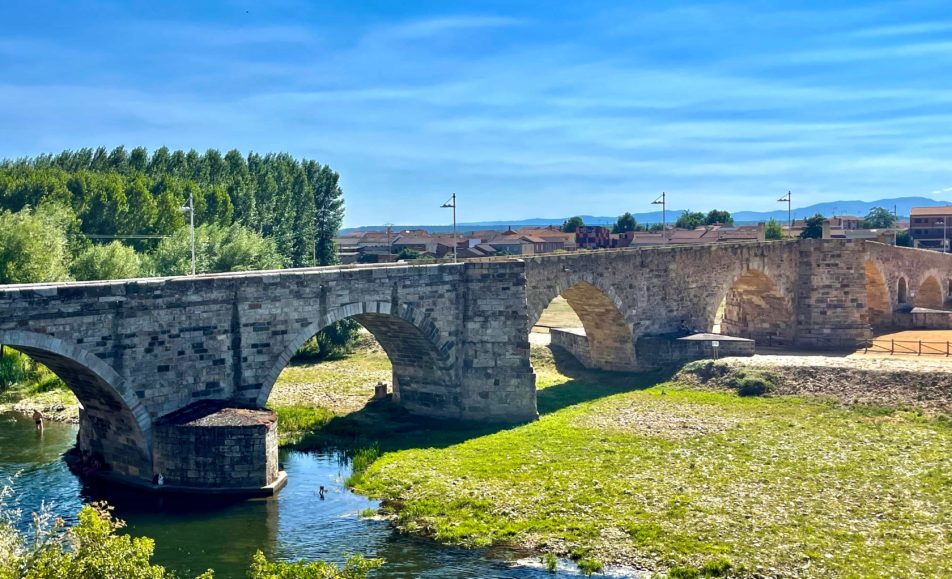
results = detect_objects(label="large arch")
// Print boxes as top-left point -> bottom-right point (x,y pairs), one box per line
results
0,331 -> 152,479
534,281 -> 636,371
719,269 -> 794,345
915,275 -> 943,309
257,302 -> 456,416
864,260 -> 892,329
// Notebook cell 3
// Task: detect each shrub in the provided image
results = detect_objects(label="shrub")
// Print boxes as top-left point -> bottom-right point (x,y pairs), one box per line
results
294,321 -> 361,363
724,368 -> 778,397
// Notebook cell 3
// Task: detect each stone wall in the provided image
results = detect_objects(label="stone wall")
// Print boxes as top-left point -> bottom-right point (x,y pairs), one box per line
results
866,242 -> 952,323
152,403 -> 279,490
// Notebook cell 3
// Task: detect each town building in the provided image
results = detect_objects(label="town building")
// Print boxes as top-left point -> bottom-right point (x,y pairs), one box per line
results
909,206 -> 952,251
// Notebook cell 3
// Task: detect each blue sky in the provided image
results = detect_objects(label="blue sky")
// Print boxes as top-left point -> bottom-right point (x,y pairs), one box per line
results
2,1 -> 952,227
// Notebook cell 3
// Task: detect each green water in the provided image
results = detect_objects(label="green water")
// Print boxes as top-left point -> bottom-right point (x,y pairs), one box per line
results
0,412 -> 634,578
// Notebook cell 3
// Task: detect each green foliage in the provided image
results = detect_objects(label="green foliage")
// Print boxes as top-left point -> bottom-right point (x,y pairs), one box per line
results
0,148 -> 345,270
704,209 -> 733,225
611,212 -> 637,234
862,206 -> 897,229
293,321 -> 361,363
675,210 -> 705,230
648,223 -> 664,232
723,368 -> 778,397
0,501 -> 381,579
152,223 -> 283,276
799,214 -> 826,239
247,550 -> 383,579
346,443 -> 381,487
13,504 -> 172,579
0,205 -> 72,284
71,241 -> 143,281
561,216 -> 584,233
541,552 -> 557,573
273,405 -> 336,446
395,248 -> 419,261
896,229 -> 912,247
764,218 -> 783,240
0,349 -> 66,397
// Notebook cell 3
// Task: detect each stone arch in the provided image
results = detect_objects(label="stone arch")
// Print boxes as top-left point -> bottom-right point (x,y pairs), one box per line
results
256,302 -> 456,415
898,277 -> 908,304
719,269 -> 794,345
864,260 -> 891,329
0,330 -> 152,479
915,275 -> 943,309
535,281 -> 636,371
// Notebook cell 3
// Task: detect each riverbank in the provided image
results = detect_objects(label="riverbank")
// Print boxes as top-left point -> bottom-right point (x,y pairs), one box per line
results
347,346 -> 952,578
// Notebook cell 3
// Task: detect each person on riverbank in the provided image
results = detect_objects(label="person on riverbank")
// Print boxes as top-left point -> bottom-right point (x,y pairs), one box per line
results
32,409 -> 43,432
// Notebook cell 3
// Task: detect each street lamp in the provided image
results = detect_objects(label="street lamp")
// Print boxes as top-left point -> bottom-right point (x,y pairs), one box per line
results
777,191 -> 792,230
441,193 -> 457,263
652,192 -> 666,241
179,191 -> 196,275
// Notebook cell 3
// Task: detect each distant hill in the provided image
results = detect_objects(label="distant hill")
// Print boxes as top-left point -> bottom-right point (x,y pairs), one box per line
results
343,196 -> 950,232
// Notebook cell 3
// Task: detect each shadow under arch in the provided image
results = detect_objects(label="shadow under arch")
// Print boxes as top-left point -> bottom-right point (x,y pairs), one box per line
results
256,302 -> 457,417
864,260 -> 892,328
915,274 -> 943,309
898,277 -> 909,305
717,268 -> 794,345
0,330 -> 152,479
533,281 -> 636,372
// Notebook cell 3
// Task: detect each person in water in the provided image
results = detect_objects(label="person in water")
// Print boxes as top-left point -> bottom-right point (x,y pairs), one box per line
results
32,409 -> 43,431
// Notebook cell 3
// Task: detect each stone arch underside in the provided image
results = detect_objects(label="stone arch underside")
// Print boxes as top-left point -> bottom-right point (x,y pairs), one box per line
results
898,277 -> 909,304
0,331 -> 152,480
915,275 -> 943,309
864,260 -> 891,329
720,269 -> 794,345
257,303 -> 457,417
555,281 -> 636,371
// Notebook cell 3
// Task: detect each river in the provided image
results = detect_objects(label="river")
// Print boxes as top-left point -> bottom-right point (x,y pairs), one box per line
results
0,412 -> 631,578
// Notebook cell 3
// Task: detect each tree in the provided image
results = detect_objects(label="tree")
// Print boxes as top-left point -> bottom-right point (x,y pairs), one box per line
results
396,248 -> 420,261
561,216 -> 584,233
0,206 -> 71,284
862,206 -> 897,229
799,214 -> 826,239
152,224 -> 282,276
675,210 -> 705,230
612,212 -> 637,234
71,242 -> 143,281
705,209 -> 733,225
648,223 -> 664,232
896,230 -> 912,247
764,218 -> 783,240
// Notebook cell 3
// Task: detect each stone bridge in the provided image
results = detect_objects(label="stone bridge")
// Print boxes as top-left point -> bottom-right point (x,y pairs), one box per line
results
1,239 -> 949,492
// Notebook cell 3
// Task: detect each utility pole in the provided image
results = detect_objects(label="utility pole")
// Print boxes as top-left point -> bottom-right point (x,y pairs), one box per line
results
652,192 -> 666,241
778,191 -> 792,231
385,223 -> 393,260
179,191 -> 196,275
441,193 -> 457,263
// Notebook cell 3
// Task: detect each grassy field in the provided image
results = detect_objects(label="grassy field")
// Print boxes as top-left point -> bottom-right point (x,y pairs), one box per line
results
347,347 -> 952,578
533,296 -> 583,333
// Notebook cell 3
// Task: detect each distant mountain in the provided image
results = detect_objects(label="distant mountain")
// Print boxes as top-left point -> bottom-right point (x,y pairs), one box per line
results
343,196 -> 950,232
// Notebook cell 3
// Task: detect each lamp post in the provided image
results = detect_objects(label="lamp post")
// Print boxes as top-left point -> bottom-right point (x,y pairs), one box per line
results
179,191 -> 196,275
652,192 -> 666,241
441,193 -> 457,263
778,191 -> 792,230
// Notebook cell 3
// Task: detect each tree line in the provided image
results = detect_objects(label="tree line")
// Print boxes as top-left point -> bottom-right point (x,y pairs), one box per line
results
0,146 -> 345,284
561,206 -> 905,244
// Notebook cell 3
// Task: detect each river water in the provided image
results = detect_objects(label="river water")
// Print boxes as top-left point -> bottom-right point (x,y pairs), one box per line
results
0,412 -> 630,578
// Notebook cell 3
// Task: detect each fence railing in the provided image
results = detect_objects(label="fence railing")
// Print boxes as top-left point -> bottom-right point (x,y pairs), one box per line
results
860,339 -> 952,356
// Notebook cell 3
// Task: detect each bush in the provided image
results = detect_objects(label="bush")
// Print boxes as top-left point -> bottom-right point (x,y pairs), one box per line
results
248,550 -> 383,579
293,321 -> 361,363
71,241 -> 142,281
724,368 -> 778,397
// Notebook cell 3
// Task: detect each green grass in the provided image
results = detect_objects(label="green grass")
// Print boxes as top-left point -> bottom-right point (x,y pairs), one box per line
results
273,405 -> 336,446
348,347 -> 952,577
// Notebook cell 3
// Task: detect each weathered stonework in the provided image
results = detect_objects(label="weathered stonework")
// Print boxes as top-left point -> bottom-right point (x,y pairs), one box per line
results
0,240 -> 949,490
152,402 -> 279,490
